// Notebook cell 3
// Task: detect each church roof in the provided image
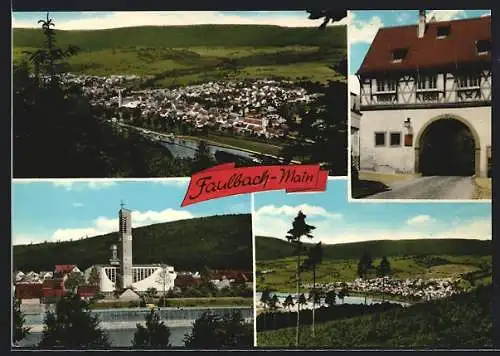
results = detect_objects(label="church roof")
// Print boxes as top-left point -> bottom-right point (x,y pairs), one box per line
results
357,16 -> 491,75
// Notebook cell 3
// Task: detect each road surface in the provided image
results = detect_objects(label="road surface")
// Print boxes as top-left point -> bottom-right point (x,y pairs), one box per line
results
367,176 -> 475,200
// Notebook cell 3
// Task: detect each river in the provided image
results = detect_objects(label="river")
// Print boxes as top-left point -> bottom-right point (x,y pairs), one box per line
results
255,292 -> 410,309
18,306 -> 253,348
17,326 -> 192,348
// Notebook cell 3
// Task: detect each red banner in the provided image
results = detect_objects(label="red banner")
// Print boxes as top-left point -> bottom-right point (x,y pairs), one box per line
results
181,163 -> 328,207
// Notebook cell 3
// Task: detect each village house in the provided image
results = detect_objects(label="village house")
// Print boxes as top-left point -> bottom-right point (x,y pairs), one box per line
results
356,11 -> 491,177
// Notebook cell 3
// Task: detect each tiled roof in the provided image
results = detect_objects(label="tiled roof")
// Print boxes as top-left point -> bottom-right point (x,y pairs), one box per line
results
15,283 -> 43,299
357,16 -> 491,75
174,275 -> 202,288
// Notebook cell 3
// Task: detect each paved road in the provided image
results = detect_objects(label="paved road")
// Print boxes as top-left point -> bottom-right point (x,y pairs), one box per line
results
367,176 -> 475,200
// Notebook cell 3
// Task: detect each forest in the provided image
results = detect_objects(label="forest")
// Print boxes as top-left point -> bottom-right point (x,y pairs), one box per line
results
13,214 -> 253,272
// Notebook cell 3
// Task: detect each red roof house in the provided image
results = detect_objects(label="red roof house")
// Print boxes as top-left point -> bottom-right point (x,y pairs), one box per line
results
357,16 -> 491,75
15,283 -> 43,300
174,274 -> 202,289
42,278 -> 66,298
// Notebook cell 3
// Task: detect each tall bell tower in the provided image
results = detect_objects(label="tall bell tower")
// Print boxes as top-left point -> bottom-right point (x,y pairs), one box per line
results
118,201 -> 133,289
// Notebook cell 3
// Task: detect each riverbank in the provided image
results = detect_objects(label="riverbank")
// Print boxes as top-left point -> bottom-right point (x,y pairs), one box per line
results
257,290 -> 415,305
90,297 -> 253,309
119,122 -> 302,163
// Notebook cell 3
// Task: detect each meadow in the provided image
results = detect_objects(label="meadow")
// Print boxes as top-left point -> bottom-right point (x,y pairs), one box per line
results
255,236 -> 492,293
257,254 -> 492,292
257,285 -> 492,348
13,25 -> 347,87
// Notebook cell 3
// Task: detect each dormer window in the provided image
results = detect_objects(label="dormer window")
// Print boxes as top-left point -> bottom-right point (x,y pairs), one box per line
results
392,48 -> 408,63
476,39 -> 491,55
436,26 -> 450,39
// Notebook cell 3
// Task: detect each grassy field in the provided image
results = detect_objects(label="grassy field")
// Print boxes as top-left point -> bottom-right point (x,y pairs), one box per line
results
13,25 -> 347,87
256,255 -> 492,293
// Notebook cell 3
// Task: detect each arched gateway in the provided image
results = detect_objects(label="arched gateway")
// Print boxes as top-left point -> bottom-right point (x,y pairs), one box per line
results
414,115 -> 481,177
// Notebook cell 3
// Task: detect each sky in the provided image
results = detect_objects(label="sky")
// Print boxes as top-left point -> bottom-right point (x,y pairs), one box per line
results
12,179 -> 251,246
253,179 -> 491,245
348,9 -> 492,94
11,11 -> 347,29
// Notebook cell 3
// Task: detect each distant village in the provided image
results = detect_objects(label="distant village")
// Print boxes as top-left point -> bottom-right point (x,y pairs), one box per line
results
13,264 -> 252,309
312,277 -> 462,301
256,276 -> 464,312
60,73 -> 321,140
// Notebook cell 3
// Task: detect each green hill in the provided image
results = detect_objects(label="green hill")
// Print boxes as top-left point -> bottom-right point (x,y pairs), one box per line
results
13,214 -> 252,272
13,25 -> 346,50
12,25 -> 346,85
256,235 -> 492,261
258,285 -> 493,348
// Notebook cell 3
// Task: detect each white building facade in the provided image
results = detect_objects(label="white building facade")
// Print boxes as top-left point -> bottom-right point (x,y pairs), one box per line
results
350,92 -> 362,171
94,264 -> 177,294
356,12 -> 491,177
85,203 -> 177,295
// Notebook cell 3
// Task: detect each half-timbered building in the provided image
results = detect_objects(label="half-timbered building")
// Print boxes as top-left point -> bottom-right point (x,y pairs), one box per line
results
356,11 -> 491,177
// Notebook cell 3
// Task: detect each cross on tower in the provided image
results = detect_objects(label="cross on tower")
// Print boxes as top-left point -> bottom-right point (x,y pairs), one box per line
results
120,200 -> 126,209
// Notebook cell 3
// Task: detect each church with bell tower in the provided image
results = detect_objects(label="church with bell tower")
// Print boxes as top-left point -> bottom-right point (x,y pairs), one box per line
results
84,201 -> 177,295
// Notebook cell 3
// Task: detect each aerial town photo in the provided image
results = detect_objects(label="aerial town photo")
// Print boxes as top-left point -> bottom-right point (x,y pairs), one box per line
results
253,179 -> 492,348
12,11 -> 348,178
349,9 -> 492,200
12,180 -> 254,349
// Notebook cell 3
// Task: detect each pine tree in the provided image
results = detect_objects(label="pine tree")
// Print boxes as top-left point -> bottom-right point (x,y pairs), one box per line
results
286,210 -> 315,346
325,290 -> 337,307
132,307 -> 171,348
357,252 -> 374,304
39,293 -> 110,349
183,311 -> 252,348
283,294 -> 295,311
191,140 -> 215,174
13,297 -> 31,346
87,266 -> 100,286
377,256 -> 392,302
301,241 -> 323,338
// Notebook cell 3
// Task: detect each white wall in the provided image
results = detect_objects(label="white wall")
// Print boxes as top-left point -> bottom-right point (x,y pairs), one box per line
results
21,298 -> 41,305
359,106 -> 491,176
99,267 -> 115,293
132,267 -> 177,293
98,266 -> 177,294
